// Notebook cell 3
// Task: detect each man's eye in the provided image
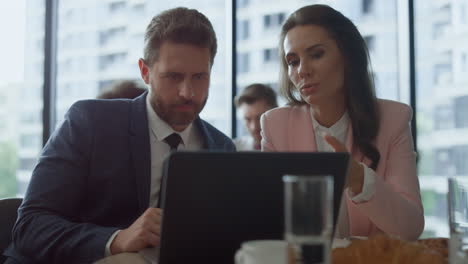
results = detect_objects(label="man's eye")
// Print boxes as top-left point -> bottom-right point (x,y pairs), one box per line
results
167,73 -> 182,80
193,73 -> 206,80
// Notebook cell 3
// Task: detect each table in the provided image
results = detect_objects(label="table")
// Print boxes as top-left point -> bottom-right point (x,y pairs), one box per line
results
94,252 -> 149,264
94,235 -> 449,264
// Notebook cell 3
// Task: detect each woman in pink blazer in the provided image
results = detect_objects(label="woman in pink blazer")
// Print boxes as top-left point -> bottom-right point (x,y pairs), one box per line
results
261,4 -> 424,241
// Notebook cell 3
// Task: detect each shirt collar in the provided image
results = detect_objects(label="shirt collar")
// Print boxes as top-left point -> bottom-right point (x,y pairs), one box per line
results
146,94 -> 193,146
309,106 -> 349,135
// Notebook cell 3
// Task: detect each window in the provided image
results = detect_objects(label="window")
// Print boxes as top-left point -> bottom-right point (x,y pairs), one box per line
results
237,52 -> 250,73
20,112 -> 39,123
433,63 -> 453,85
462,53 -> 467,72
98,80 -> 114,91
461,3 -> 466,24
237,0 -> 249,8
19,134 -> 41,150
99,27 -> 126,46
0,0 -> 45,197
263,14 -> 271,28
237,0 -> 403,137
0,117 -> 6,130
454,96 -> 468,128
98,52 -> 127,71
0,0 -> 231,200
133,3 -> 145,13
433,22 -> 450,40
363,35 -> 375,53
278,13 -> 285,25
433,104 -> 454,130
454,145 -> 468,175
19,158 -> 37,171
416,0 -> 468,238
4,3 -> 464,243
263,48 -> 278,63
263,13 -> 285,29
109,1 -> 126,13
434,145 -> 468,176
237,20 -> 249,40
434,148 -> 454,176
56,0 -> 230,136
362,0 -> 374,14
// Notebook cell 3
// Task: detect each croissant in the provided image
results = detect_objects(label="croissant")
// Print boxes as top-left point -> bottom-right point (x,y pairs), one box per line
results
417,237 -> 448,259
331,234 -> 447,264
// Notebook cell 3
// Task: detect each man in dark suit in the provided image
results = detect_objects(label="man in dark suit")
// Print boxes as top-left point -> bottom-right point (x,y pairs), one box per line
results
4,7 -> 235,264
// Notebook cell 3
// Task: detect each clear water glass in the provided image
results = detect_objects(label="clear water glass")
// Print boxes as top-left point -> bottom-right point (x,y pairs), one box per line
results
448,177 -> 468,264
283,175 -> 333,264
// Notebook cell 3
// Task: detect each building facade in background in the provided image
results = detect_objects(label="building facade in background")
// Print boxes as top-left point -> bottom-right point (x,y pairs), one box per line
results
16,0 -> 44,195
0,83 -> 20,198
416,0 -> 468,237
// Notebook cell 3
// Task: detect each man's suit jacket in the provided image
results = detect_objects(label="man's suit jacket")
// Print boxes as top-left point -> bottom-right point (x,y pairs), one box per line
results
261,99 -> 424,240
4,93 -> 235,264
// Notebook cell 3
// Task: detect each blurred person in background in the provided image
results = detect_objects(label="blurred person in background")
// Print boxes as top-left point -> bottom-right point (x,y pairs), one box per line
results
97,80 -> 146,100
234,83 -> 277,150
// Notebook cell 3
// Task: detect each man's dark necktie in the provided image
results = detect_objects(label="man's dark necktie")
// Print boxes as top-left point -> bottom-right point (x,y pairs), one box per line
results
157,133 -> 182,208
164,133 -> 182,151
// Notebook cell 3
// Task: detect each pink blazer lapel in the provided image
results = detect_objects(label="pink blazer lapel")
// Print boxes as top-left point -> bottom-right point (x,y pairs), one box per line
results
289,105 -> 317,152
345,122 -> 367,164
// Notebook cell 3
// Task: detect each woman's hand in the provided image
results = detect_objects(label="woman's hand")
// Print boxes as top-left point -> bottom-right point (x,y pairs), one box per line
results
323,134 -> 364,194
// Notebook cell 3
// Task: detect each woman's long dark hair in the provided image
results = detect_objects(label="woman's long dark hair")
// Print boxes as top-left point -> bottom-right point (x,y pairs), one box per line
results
279,4 -> 381,170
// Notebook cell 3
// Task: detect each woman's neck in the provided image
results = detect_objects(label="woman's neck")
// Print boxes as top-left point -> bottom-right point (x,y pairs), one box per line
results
311,101 -> 346,128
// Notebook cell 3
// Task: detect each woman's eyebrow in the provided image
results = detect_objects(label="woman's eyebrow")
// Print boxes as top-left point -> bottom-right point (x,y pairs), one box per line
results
285,43 -> 324,58
305,43 -> 325,53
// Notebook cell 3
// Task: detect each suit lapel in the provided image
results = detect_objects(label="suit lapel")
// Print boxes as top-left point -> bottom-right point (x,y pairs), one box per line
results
194,118 -> 216,149
129,93 -> 151,214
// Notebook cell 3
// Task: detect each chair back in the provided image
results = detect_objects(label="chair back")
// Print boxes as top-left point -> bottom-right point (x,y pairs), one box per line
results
0,198 -> 22,263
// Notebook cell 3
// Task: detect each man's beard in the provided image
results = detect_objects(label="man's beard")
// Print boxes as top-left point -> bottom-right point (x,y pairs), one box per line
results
152,96 -> 208,129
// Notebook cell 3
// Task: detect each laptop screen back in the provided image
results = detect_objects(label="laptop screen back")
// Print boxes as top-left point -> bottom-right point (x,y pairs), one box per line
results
158,152 -> 349,264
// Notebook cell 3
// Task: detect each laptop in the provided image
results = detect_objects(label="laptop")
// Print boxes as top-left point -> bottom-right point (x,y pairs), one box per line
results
158,152 -> 350,264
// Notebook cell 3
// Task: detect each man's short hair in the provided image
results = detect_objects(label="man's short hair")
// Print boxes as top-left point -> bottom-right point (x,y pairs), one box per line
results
234,83 -> 278,108
143,7 -> 217,67
97,80 -> 146,99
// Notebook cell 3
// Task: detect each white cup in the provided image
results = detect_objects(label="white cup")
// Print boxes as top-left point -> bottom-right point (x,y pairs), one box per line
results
234,240 -> 287,264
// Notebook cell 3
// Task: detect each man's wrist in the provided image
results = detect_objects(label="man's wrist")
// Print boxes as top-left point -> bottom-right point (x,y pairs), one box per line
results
105,230 -> 121,256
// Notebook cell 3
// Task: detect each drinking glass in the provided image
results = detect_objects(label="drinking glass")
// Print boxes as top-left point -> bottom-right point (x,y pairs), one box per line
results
283,175 -> 333,264
448,177 -> 468,264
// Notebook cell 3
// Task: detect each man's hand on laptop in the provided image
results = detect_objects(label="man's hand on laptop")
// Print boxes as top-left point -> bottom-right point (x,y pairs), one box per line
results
110,208 -> 162,254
